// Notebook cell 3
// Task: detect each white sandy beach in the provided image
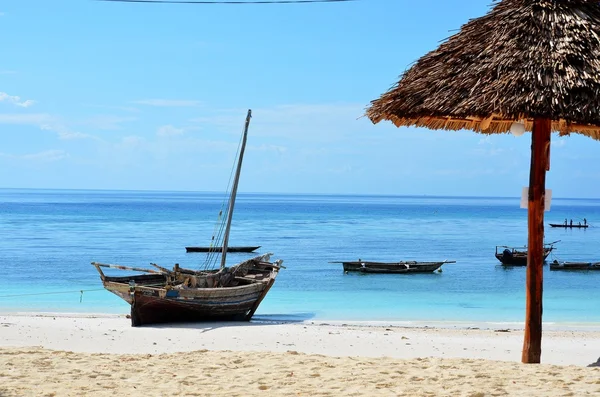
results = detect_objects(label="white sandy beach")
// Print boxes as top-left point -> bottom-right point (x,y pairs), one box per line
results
1,313 -> 600,396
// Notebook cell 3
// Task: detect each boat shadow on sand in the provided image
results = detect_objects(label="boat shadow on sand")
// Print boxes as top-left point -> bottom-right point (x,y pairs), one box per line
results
138,313 -> 316,331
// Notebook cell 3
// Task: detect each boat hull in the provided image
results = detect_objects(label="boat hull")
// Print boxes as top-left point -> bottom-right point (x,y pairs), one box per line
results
185,246 -> 261,253
495,248 -> 552,266
550,261 -> 600,271
342,261 -> 448,274
549,224 -> 588,228
94,254 -> 281,327
130,282 -> 269,326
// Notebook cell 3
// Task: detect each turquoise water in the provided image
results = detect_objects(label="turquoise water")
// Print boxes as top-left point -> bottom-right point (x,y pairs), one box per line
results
1,188 -> 599,326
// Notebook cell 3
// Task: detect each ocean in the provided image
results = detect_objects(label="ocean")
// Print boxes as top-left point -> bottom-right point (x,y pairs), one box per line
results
1,188 -> 599,327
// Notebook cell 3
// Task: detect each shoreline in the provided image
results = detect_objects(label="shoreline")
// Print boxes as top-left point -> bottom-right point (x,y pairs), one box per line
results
2,312 -> 600,366
4,310 -> 600,332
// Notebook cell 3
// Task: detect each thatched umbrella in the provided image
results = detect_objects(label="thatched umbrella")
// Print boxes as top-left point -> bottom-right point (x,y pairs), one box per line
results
367,0 -> 600,364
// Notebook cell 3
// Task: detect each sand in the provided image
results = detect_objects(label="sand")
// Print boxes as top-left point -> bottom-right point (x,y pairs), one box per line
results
1,313 -> 600,396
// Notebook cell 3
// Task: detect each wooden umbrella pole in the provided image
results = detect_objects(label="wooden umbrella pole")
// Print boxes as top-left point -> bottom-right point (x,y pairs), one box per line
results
522,118 -> 551,364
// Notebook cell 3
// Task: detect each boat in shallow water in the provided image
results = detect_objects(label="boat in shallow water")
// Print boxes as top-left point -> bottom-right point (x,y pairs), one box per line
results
549,223 -> 588,228
332,260 -> 455,274
549,260 -> 600,271
185,245 -> 261,253
494,241 -> 559,266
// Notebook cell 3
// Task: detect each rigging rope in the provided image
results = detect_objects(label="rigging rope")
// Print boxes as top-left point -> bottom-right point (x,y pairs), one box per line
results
200,117 -> 248,271
0,288 -> 106,299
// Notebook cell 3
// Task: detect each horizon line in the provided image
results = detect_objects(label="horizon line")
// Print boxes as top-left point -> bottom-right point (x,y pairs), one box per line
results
0,187 -> 598,201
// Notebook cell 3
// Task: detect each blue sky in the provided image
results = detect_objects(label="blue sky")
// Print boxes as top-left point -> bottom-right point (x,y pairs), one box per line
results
1,0 -> 599,197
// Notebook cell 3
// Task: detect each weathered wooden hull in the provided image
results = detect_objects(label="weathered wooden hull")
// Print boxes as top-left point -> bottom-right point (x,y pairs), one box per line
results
495,248 -> 552,266
93,254 -> 281,326
550,261 -> 600,271
342,261 -> 450,274
130,282 -> 270,325
549,224 -> 588,228
102,274 -> 167,304
185,246 -> 261,253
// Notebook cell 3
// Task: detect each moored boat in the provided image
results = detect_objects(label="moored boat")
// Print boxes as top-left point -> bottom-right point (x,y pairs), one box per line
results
549,260 -> 600,271
332,260 -> 456,274
495,241 -> 559,266
185,246 -> 261,253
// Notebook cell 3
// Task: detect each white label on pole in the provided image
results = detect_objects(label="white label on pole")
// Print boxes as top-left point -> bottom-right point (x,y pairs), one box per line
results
520,187 -> 552,211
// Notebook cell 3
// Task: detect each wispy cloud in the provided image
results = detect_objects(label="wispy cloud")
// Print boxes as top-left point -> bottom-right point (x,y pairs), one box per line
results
0,113 -> 51,124
0,92 -> 35,108
119,135 -> 146,148
157,125 -> 184,137
0,70 -> 16,75
189,103 -> 368,141
0,149 -> 68,162
0,113 -> 97,140
83,104 -> 141,113
132,99 -> 202,107
80,115 -> 137,130
250,143 -> 287,155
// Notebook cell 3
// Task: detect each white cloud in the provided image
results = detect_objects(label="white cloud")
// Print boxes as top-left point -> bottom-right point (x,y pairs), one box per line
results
120,135 -> 146,148
157,125 -> 184,137
473,147 -> 506,157
552,139 -> 567,148
0,92 -> 35,108
0,149 -> 68,162
84,104 -> 140,113
132,99 -> 202,107
57,131 -> 95,140
23,150 -> 68,161
0,113 -> 97,140
0,113 -> 51,124
189,103 -> 368,141
81,115 -> 137,130
250,143 -> 287,154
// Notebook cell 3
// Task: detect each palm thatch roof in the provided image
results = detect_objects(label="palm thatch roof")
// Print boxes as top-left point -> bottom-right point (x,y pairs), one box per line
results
366,0 -> 600,139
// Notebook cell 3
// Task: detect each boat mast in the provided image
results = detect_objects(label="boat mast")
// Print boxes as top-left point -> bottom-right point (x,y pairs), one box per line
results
220,109 -> 252,269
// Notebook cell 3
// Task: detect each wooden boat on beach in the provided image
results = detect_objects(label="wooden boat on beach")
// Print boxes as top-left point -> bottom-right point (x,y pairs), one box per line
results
92,253 -> 282,325
91,110 -> 283,327
549,260 -> 600,271
185,245 -> 261,253
331,260 -> 456,274
495,240 -> 559,266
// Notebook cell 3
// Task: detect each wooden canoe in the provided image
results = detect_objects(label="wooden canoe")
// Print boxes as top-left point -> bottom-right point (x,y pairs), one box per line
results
332,260 -> 456,274
549,223 -> 588,228
185,246 -> 261,253
549,260 -> 600,271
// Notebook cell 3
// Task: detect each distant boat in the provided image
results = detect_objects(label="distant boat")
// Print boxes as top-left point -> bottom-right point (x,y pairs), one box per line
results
549,223 -> 588,228
495,240 -> 559,266
331,260 -> 456,274
185,246 -> 261,253
550,260 -> 600,271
